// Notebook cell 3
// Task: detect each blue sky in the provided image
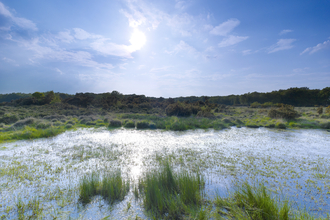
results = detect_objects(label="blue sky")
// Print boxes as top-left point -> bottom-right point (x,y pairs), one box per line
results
0,0 -> 329,97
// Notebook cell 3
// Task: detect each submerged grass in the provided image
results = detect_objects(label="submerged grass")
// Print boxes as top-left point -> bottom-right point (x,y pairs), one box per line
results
79,171 -> 130,205
138,161 -> 205,219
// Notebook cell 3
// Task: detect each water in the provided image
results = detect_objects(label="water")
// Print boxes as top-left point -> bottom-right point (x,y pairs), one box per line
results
0,127 -> 329,219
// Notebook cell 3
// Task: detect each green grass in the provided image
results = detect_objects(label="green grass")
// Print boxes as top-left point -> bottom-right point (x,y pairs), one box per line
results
138,161 -> 205,219
215,182 -> 290,220
213,181 -> 330,220
0,126 -> 66,143
79,171 -> 130,205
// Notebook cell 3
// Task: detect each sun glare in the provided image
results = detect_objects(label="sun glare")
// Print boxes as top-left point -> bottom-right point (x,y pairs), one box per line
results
129,29 -> 146,50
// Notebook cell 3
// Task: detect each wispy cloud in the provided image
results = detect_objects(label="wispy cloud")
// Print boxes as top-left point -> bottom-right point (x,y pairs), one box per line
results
300,39 -> 330,55
242,49 -> 252,55
56,30 -> 74,43
0,2 -> 37,31
150,66 -> 173,73
73,28 -> 102,40
279,29 -> 293,35
218,35 -> 248,47
165,40 -> 198,55
2,57 -> 18,66
268,39 -> 296,53
175,0 -> 191,10
210,18 -> 240,36
55,68 -> 64,75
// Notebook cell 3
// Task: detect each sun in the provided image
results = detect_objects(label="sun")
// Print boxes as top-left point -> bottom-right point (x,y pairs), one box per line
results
129,29 -> 146,51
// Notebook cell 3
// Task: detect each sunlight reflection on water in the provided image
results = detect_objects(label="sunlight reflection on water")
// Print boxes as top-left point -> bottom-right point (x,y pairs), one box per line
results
0,127 -> 329,219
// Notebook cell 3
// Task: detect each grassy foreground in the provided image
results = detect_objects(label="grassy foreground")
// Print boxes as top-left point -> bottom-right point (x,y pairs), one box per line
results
77,162 -> 329,220
0,104 -> 329,143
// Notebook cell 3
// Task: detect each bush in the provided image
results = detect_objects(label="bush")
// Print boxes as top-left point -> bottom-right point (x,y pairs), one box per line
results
36,122 -> 52,129
250,102 -> 261,108
109,120 -> 122,127
165,102 -> 193,117
12,117 -> 36,128
0,113 -> 19,124
275,122 -> 286,129
268,104 -> 300,120
136,120 -> 149,129
317,106 -> 323,115
124,120 -> 135,128
325,106 -> 330,114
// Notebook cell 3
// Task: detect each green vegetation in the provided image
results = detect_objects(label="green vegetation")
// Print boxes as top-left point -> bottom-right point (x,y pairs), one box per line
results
137,161 -> 205,219
0,88 -> 329,143
79,171 -> 130,205
213,182 -> 329,220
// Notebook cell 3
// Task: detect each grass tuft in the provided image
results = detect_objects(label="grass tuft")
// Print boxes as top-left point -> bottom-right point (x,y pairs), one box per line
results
215,181 -> 290,220
138,161 -> 205,219
79,171 -> 129,205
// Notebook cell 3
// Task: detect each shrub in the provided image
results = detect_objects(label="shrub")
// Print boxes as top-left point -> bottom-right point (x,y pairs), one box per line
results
0,113 -> 20,124
32,92 -> 45,100
36,122 -> 52,129
109,120 -> 122,127
250,102 -> 261,108
12,117 -> 36,128
325,106 -> 330,114
165,102 -> 193,117
275,122 -> 286,129
268,104 -> 300,120
136,120 -> 149,129
317,106 -> 323,115
124,120 -> 135,128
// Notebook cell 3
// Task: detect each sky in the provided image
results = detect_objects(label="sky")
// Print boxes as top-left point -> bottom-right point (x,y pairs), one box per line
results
0,0 -> 329,97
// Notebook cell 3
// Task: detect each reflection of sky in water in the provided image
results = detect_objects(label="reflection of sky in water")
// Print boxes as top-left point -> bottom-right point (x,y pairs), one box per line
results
0,127 -> 329,219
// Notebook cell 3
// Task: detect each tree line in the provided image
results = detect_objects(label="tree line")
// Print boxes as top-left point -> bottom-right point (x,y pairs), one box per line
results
1,87 -> 329,107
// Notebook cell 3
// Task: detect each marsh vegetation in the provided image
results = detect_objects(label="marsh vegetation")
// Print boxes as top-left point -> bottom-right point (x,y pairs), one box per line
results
0,128 -> 329,219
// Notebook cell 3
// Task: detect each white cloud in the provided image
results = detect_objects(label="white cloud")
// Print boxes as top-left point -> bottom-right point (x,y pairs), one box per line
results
91,38 -> 133,58
119,63 -> 128,70
218,35 -> 248,47
300,39 -> 330,55
150,66 -> 172,73
293,67 -> 309,72
175,0 -> 191,10
242,49 -> 252,55
16,37 -> 114,70
57,30 -> 74,43
210,18 -> 240,36
2,57 -> 18,66
279,29 -> 293,35
268,39 -> 296,53
0,2 -> 37,31
166,40 -> 197,55
55,68 -> 64,75
73,28 -> 102,40
90,29 -> 146,58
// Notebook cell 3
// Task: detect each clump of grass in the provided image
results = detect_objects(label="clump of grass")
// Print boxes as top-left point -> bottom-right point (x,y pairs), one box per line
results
214,181 -> 290,220
138,161 -> 205,219
79,171 -> 129,205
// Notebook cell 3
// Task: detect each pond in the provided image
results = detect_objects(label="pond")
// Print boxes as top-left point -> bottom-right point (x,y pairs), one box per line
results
0,127 -> 329,219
